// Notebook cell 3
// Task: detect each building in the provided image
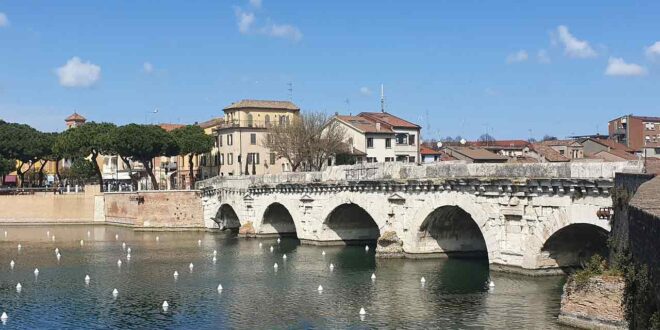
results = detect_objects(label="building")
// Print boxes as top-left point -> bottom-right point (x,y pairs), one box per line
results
529,144 -> 570,163
609,115 -> 660,151
540,140 -> 584,160
443,146 -> 508,163
65,112 -> 86,129
198,117 -> 224,180
214,100 -> 299,176
332,112 -> 421,164
469,140 -> 531,158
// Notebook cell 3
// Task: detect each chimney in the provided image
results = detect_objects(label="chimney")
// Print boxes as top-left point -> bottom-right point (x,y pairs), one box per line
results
376,123 -> 381,131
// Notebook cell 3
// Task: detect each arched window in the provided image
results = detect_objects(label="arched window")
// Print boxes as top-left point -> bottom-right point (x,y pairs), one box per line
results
265,115 -> 271,128
279,115 -> 286,127
247,113 -> 254,127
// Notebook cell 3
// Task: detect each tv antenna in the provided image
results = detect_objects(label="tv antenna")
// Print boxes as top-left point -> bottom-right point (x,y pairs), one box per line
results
287,82 -> 293,101
380,84 -> 385,113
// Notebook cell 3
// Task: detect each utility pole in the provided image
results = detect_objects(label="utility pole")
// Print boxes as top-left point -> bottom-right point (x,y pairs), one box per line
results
287,82 -> 293,101
380,84 -> 385,113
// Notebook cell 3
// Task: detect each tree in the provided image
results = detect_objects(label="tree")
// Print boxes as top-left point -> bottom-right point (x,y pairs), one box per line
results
55,122 -> 116,191
112,124 -> 179,190
477,133 -> 495,143
0,156 -> 13,184
0,121 -> 51,187
61,158 -> 98,185
34,132 -> 57,186
171,125 -> 214,188
263,111 -> 347,172
542,135 -> 558,141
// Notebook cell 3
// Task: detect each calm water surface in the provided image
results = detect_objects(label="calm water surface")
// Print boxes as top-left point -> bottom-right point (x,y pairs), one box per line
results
0,225 -> 569,329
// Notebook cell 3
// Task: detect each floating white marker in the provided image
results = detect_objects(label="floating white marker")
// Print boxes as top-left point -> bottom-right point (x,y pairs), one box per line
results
198,239 -> 202,246
47,230 -> 50,236
189,263 -> 194,272
258,242 -> 263,248
212,256 -> 217,263
85,275 -> 91,284
9,260 -> 15,269
126,254 -> 131,261
489,280 -> 495,288
16,282 -> 22,293
213,250 -> 218,256
162,301 -> 169,312
329,263 -> 334,271
80,240 -> 84,246
1,312 -> 7,323
156,236 -> 160,242
117,259 -> 122,267
277,238 -> 281,244
317,285 -> 323,292
365,245 -> 369,252
115,234 -> 119,240
87,231 -> 91,237
4,230 -> 6,237
359,307 -> 366,315
273,262 -> 278,270
217,284 -> 223,292
421,277 -> 426,284
112,288 -> 119,297
122,242 -> 126,250
371,273 -> 376,280
52,235 -> 55,242
34,268 -> 39,276
322,251 -> 326,256
56,253 -> 61,261
17,244 -> 21,251
270,246 -> 274,253
127,247 -> 131,254
173,271 -> 179,279
55,248 -> 59,254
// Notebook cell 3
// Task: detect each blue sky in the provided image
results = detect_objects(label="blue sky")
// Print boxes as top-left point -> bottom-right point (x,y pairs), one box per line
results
0,0 -> 659,140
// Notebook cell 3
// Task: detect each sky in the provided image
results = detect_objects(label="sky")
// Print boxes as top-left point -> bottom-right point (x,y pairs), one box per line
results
0,0 -> 659,140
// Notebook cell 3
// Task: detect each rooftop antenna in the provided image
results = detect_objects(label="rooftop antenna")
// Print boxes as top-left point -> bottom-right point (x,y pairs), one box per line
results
287,82 -> 293,101
345,98 -> 350,113
380,84 -> 385,113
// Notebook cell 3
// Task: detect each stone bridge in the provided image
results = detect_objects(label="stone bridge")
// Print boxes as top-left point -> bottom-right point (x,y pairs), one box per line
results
197,161 -> 643,275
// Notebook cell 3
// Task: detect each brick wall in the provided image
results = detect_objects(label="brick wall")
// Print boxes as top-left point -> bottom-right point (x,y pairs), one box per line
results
104,191 -> 204,229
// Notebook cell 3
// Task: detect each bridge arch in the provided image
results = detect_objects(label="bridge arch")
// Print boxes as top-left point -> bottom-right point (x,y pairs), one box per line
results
318,202 -> 381,244
214,203 -> 241,231
260,202 -> 298,237
537,223 -> 609,271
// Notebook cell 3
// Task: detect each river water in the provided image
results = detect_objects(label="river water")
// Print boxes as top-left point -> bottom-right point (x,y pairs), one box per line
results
0,225 -> 569,329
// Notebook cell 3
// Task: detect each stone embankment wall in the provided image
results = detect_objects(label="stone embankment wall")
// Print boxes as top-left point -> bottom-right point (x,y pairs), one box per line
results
104,191 -> 204,229
0,186 -> 103,223
559,276 -> 627,329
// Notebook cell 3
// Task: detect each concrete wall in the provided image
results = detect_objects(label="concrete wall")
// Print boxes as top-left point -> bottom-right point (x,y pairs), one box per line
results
104,190 -> 204,229
0,188 -> 99,223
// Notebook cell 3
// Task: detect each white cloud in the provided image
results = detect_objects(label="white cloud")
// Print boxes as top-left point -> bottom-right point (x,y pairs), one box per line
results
556,25 -> 597,58
261,23 -> 302,42
537,49 -> 551,63
55,57 -> 101,88
645,41 -> 660,59
249,0 -> 262,9
0,12 -> 9,27
235,9 -> 255,34
605,57 -> 647,77
143,62 -> 154,74
359,87 -> 372,96
506,50 -> 528,63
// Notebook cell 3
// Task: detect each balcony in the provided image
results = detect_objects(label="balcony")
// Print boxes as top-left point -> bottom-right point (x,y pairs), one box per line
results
216,120 -> 288,130
160,162 -> 177,171
611,128 -> 626,136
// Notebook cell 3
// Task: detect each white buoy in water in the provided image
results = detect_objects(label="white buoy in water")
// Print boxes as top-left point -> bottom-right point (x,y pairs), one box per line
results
156,236 -> 160,242
55,248 -> 59,254
126,254 -> 131,261
270,246 -> 274,253
162,301 -> 169,311
80,239 -> 84,246
329,263 -> 334,271
16,282 -> 22,292
47,230 -> 50,236
421,277 -> 426,284
317,285 -> 323,292
365,245 -> 369,252
115,234 -> 119,240
17,244 -> 21,251
112,288 -> 119,297
322,251 -> 326,256
1,312 -> 7,323
371,273 -> 376,280
189,263 -> 194,272
4,230 -> 7,237
56,253 -> 61,261
10,260 -> 15,269
359,307 -> 366,315
87,231 -> 91,237
273,262 -> 278,270
127,247 -> 131,254
282,254 -> 287,260
198,239 -> 202,246
52,235 -> 55,242
117,259 -> 122,267
85,275 -> 91,284
173,271 -> 179,279
34,268 -> 39,276
212,256 -> 217,263
213,250 -> 217,256
489,280 -> 495,288
277,238 -> 281,244
217,284 -> 223,292
122,242 -> 126,250
258,242 -> 263,248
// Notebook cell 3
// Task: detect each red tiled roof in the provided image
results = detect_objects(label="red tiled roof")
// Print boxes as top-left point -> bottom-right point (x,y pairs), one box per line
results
335,115 -> 395,134
541,139 -> 582,147
590,149 -> 639,161
358,112 -> 420,129
469,140 -> 530,149
445,146 -> 508,161
65,112 -> 86,122
224,100 -> 300,111
420,145 -> 443,155
582,138 -> 634,153
198,117 -> 224,129
530,144 -> 570,162
159,123 -> 185,132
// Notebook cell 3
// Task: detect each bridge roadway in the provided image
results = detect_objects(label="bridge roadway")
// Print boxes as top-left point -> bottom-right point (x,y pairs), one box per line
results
198,161 -> 642,275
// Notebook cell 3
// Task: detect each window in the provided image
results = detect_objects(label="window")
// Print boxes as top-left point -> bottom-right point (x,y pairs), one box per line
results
270,153 -> 276,165
200,154 -> 207,166
219,154 -> 224,165
227,153 -> 233,165
559,150 -> 565,155
385,157 -> 394,162
408,134 -> 416,145
408,156 -> 416,163
396,133 -> 407,145
367,138 -> 374,148
250,133 -> 257,145
227,134 -> 233,146
265,115 -> 271,127
247,153 -> 260,164
385,138 -> 391,148
247,113 -> 254,127
279,116 -> 286,126
218,134 -> 223,147
367,157 -> 377,163
238,155 -> 242,163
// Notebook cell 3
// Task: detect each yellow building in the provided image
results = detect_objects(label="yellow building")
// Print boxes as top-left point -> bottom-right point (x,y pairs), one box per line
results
214,100 -> 299,176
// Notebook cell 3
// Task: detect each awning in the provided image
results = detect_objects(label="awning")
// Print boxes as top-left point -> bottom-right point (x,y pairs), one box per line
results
3,175 -> 17,183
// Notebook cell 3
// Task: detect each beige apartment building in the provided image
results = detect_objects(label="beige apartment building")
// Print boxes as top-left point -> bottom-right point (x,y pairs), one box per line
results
214,100 -> 299,176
